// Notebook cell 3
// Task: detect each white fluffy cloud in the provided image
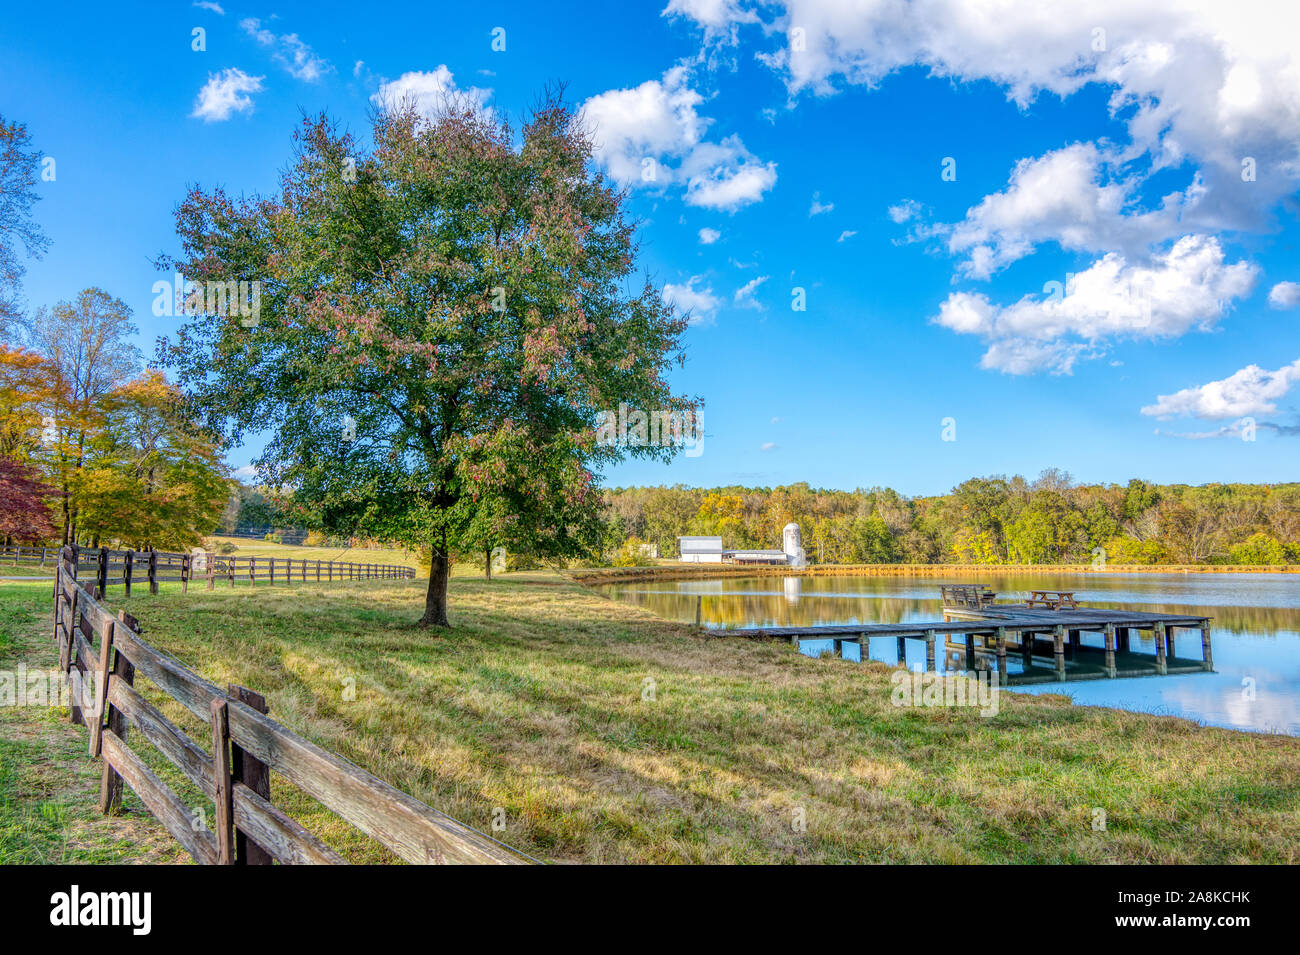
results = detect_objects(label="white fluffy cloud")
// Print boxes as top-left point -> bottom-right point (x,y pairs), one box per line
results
371,66 -> 493,120
1268,281 -> 1300,309
698,227 -> 721,244
662,276 -> 721,323
670,0 -> 1300,373
1142,359 -> 1300,419
734,274 -> 769,309
581,67 -> 776,210
240,18 -> 331,82
808,192 -> 833,216
887,199 -> 921,224
942,143 -> 1206,279
190,68 -> 264,122
676,0 -> 1300,224
935,235 -> 1259,373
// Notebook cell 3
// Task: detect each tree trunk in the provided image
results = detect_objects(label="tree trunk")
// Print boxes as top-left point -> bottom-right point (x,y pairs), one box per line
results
484,546 -> 491,581
420,542 -> 451,627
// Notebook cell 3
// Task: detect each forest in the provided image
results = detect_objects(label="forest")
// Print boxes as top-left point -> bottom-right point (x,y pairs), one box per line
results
215,470 -> 1300,568
595,472 -> 1300,567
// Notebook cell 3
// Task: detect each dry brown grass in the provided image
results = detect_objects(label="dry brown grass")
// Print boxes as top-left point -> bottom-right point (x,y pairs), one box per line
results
6,571 -> 1299,864
98,572 -> 1300,864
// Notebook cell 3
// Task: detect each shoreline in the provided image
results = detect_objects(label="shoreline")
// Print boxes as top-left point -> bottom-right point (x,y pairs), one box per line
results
571,562 -> 1299,585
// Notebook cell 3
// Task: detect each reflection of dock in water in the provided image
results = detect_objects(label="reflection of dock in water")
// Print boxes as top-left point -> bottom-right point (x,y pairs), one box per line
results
721,585 -> 1214,686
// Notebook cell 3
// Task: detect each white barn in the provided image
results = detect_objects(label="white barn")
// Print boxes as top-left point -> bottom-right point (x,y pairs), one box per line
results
678,536 -> 724,563
677,523 -> 805,565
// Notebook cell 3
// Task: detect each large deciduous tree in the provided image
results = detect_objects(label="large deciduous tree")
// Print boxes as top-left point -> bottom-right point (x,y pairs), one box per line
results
0,116 -> 49,330
26,288 -> 141,543
76,370 -> 230,550
159,97 -> 694,626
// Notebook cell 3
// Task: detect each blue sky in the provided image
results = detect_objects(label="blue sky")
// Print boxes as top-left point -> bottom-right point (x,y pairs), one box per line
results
5,0 -> 1300,495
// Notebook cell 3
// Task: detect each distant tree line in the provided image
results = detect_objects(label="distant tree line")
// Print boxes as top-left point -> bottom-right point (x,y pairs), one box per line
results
599,470 -> 1300,566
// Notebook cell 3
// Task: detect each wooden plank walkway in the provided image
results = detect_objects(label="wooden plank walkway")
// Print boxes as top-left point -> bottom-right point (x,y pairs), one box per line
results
721,601 -> 1214,686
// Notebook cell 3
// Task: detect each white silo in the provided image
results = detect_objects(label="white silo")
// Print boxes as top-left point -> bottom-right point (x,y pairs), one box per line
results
782,522 -> 805,567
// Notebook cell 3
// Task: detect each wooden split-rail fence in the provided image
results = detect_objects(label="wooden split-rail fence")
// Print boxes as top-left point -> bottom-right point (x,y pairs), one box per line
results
51,545 -> 529,865
3,543 -> 415,593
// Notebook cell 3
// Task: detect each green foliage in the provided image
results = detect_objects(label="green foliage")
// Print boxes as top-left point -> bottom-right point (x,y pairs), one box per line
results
159,97 -> 693,623
611,535 -> 656,567
1228,532 -> 1290,565
598,473 -> 1300,566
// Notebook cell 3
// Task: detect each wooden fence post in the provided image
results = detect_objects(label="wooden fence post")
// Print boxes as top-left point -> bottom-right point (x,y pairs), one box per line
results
228,685 -> 273,864
209,698 -> 235,864
97,546 -> 109,596
207,553 -> 215,591
70,586 -> 96,726
53,547 -> 66,648
99,612 -> 137,814
181,553 -> 191,593
269,558 -> 275,587
316,560 -> 321,582
148,549 -> 158,594
250,556 -> 256,588
89,619 -> 114,757
123,550 -> 133,597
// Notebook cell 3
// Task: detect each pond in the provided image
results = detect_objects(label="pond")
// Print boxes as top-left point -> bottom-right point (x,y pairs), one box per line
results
593,572 -> 1300,736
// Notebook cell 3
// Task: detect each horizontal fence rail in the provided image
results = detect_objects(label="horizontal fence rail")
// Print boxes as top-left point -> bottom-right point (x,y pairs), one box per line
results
3,543 -> 415,592
51,546 -> 527,865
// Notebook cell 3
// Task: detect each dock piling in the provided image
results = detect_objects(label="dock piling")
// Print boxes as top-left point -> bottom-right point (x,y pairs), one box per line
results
728,588 -> 1213,687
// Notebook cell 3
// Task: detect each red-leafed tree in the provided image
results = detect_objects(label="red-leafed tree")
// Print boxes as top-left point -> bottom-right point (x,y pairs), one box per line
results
0,457 -> 58,541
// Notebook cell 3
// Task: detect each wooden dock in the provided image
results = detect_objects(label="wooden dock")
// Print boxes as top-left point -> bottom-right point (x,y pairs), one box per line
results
722,586 -> 1213,686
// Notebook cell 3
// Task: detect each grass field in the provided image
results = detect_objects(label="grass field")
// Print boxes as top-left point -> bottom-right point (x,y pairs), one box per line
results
0,582 -> 183,863
205,535 -> 424,571
3,570 -> 1299,864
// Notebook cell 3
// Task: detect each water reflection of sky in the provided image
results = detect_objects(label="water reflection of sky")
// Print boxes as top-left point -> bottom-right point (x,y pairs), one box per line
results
596,574 -> 1300,736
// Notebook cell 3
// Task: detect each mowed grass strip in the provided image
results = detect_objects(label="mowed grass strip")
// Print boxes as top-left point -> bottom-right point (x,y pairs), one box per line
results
97,572 -> 1300,865
0,583 -> 184,864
